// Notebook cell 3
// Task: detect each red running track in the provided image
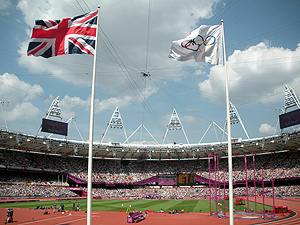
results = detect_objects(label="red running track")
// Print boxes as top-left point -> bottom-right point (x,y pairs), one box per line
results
0,197 -> 299,225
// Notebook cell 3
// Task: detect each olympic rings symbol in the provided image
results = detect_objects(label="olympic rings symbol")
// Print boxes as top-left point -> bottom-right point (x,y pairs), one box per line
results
181,35 -> 216,53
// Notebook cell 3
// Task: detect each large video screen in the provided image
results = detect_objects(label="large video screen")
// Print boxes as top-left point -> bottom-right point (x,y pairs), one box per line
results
41,118 -> 68,136
279,108 -> 300,129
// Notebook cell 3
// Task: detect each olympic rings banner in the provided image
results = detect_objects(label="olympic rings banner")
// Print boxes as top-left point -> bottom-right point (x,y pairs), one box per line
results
169,24 -> 223,65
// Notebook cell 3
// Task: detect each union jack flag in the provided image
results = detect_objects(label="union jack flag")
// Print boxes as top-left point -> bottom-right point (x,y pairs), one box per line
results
27,11 -> 98,58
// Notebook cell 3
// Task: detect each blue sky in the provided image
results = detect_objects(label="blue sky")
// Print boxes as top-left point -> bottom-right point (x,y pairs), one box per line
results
0,0 -> 300,145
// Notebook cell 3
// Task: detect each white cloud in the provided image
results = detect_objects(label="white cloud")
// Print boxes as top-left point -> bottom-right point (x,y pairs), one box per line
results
259,123 -> 276,135
60,95 -> 133,120
182,115 -> 196,123
95,96 -> 133,113
0,73 -> 44,102
0,0 -> 11,11
0,73 -> 43,121
17,0 -> 220,99
6,102 -> 40,121
198,42 -> 300,104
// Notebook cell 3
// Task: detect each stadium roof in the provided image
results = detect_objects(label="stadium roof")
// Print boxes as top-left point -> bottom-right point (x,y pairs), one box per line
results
1,129 -> 299,160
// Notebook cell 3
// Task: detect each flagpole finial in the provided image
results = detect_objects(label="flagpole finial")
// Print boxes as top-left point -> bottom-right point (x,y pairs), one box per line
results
221,19 -> 224,23
98,5 -> 100,9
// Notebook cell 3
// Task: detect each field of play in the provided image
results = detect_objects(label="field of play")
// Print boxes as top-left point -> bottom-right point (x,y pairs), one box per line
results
0,198 -> 272,213
1,197 -> 299,225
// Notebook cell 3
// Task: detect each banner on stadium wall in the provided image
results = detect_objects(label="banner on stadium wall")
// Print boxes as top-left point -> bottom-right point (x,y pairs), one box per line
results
279,108 -> 300,129
41,118 -> 68,136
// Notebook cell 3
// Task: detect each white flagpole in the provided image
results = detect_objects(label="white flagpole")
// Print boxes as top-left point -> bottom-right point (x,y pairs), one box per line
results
221,19 -> 234,225
87,6 -> 100,225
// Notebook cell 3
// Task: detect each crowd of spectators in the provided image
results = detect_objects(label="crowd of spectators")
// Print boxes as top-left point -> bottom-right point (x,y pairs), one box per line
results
68,151 -> 299,183
1,149 -> 299,184
0,172 -> 69,187
0,184 -> 76,198
1,183 -> 299,198
0,149 -> 299,198
201,167 -> 300,184
86,185 -> 300,199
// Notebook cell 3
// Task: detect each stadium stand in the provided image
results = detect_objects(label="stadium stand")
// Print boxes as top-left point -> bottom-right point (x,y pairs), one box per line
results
0,147 -> 299,198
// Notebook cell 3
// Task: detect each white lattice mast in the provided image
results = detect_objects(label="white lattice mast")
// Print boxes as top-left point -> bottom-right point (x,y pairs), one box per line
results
123,124 -> 159,144
222,102 -> 250,141
45,96 -> 63,120
100,106 -> 128,144
37,96 -> 63,136
0,101 -> 9,131
199,121 -> 228,143
162,108 -> 189,144
283,84 -> 300,112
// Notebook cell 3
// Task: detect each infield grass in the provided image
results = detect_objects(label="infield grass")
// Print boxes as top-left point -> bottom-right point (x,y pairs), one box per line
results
0,199 -> 273,213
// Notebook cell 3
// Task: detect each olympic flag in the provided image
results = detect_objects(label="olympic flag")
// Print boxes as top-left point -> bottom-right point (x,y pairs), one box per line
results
169,25 -> 223,65
170,21 -> 235,225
